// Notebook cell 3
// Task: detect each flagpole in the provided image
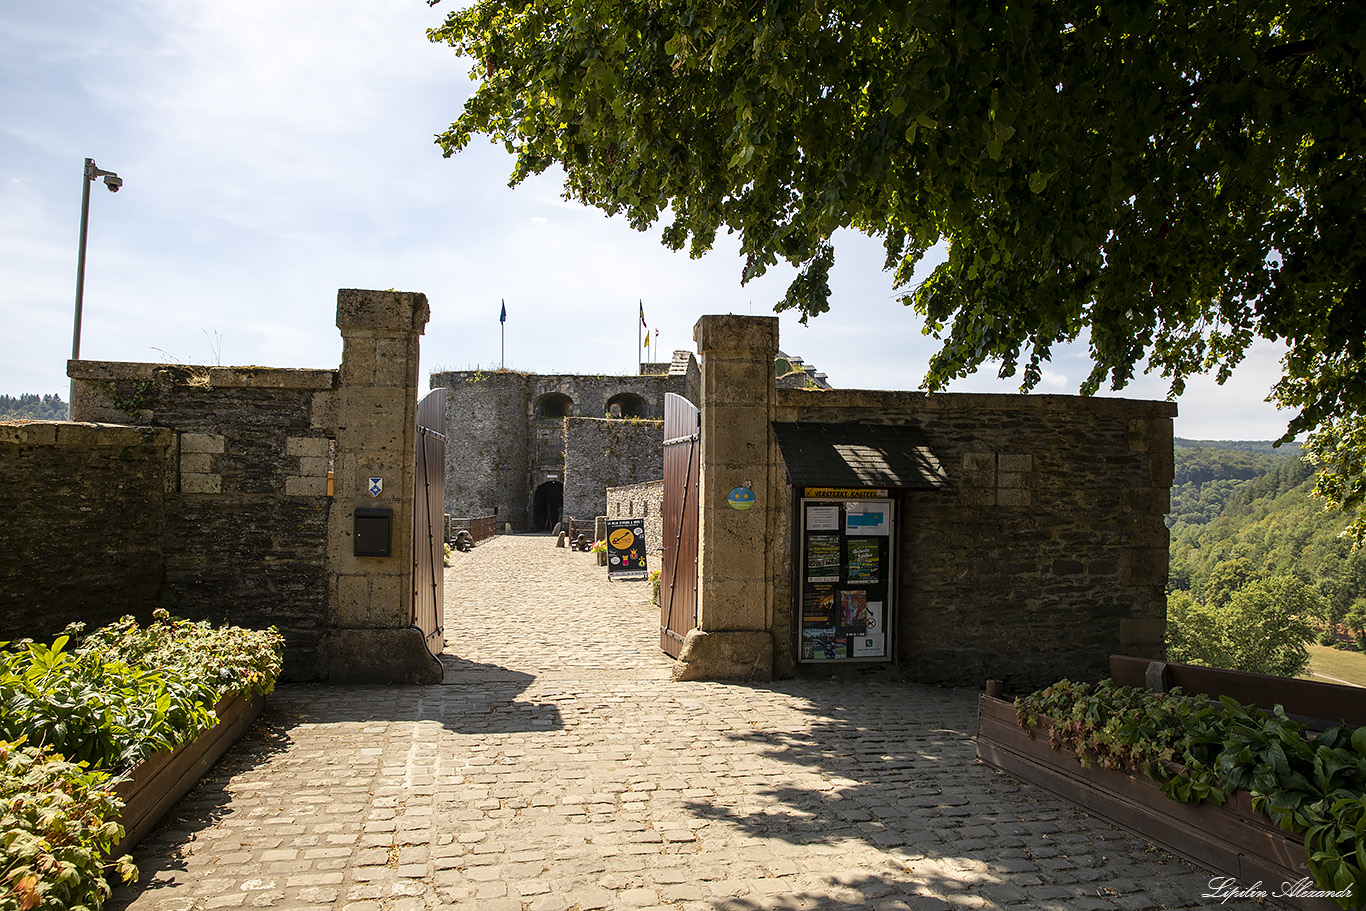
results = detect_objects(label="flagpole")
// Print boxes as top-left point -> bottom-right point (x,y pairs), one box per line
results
637,300 -> 642,375
500,299 -> 506,369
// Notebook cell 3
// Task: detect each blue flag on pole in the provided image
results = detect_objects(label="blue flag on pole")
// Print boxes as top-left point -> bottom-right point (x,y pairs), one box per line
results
500,300 -> 507,323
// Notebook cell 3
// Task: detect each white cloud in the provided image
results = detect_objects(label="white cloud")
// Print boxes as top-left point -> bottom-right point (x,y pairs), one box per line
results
0,0 -> 1297,442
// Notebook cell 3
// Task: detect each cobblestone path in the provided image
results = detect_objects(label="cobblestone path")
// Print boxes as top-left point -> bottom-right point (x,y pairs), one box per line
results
110,536 -> 1262,911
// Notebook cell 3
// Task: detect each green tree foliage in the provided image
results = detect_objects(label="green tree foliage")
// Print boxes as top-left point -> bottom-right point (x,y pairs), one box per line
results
1304,416 -> 1366,547
1346,598 -> 1366,651
1167,442 -> 1297,537
0,394 -> 67,422
1167,443 -> 1360,604
429,0 -> 1366,534
1204,556 -> 1263,607
1167,575 -> 1317,677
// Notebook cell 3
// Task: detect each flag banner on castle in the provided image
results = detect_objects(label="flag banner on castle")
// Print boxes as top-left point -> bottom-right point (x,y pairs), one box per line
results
605,517 -> 648,580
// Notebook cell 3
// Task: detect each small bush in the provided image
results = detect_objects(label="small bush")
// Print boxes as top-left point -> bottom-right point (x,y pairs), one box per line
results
0,741 -> 137,911
0,636 -> 215,771
1016,680 -> 1366,907
1,612 -> 283,772
76,610 -> 283,704
0,613 -> 283,910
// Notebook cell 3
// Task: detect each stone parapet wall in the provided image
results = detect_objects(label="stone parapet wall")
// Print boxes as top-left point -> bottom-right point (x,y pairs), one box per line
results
563,418 -> 665,525
0,421 -> 173,643
432,370 -> 529,525
64,360 -> 340,681
606,480 -> 664,556
432,368 -> 687,530
772,387 -> 1176,689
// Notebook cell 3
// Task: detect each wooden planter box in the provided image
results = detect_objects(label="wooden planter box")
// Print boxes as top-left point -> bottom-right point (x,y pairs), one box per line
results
976,695 -> 1346,911
109,690 -> 265,857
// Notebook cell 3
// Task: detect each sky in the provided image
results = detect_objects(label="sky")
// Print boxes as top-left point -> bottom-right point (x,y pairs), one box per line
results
1,0 -> 1294,442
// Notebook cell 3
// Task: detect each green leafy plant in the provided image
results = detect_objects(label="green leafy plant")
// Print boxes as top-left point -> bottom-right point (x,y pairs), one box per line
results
75,610 -> 283,704
1,740 -> 137,911
1016,680 -> 1366,907
0,636 -> 216,771
0,614 -> 281,910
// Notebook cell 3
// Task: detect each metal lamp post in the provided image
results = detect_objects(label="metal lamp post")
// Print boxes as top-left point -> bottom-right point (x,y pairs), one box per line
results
72,157 -> 122,361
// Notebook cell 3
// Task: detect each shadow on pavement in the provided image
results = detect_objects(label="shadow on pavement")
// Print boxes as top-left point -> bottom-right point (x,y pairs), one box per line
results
672,678 -> 1218,911
241,660 -> 566,735
106,706 -> 296,910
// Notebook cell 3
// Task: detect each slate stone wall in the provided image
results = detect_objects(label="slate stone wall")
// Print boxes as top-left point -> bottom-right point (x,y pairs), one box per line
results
0,421 -> 173,643
63,360 -> 339,681
606,480 -> 664,557
563,418 -> 665,525
771,389 -> 1175,690
431,370 -> 528,528
432,368 -> 685,530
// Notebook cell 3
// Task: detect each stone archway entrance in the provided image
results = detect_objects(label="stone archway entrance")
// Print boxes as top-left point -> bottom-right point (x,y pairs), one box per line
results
532,480 -> 563,532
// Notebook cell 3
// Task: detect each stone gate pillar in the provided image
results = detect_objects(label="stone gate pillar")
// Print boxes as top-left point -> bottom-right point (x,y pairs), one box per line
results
674,315 -> 778,681
322,289 -> 442,684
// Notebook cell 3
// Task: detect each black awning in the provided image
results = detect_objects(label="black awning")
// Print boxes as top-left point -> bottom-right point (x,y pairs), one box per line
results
771,422 -> 949,490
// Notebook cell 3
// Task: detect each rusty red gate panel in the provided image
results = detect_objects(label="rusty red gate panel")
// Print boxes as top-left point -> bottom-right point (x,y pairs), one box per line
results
413,387 -> 445,653
661,392 -> 700,658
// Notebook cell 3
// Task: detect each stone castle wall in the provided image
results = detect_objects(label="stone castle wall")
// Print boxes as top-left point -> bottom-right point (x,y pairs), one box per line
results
432,368 -> 685,529
59,361 -> 339,680
0,421 -> 174,641
431,370 -> 529,527
770,388 -> 1175,689
563,419 -> 665,524
4,289 -> 439,686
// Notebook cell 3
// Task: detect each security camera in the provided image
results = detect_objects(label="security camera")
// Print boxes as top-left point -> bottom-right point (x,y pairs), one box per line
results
103,174 -> 122,192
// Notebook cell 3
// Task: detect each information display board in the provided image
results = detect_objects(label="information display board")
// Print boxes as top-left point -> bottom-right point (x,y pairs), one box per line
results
605,517 -> 649,580
797,497 -> 895,663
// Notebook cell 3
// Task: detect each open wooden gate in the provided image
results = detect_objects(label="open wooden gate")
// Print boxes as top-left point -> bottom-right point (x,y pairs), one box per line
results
412,387 -> 446,653
660,392 -> 700,657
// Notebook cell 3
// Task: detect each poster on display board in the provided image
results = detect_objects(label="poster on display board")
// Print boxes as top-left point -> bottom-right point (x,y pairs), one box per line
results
605,517 -> 649,580
797,498 -> 895,663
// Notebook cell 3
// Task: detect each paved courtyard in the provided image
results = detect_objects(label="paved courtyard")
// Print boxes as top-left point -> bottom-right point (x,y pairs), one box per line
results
110,535 -> 1263,911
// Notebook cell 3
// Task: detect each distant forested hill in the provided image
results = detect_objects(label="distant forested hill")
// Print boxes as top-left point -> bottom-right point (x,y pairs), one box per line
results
1168,440 -> 1363,624
0,394 -> 67,421
1169,440 -> 1306,531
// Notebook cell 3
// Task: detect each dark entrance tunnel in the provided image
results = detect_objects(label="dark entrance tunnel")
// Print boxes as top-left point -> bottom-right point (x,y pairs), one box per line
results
532,480 -> 563,532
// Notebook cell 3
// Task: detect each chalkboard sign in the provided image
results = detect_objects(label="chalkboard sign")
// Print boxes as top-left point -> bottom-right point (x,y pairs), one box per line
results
605,518 -> 649,580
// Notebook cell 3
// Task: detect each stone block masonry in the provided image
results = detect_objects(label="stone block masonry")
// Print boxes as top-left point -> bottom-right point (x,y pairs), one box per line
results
64,360 -> 339,681
324,288 -> 440,684
5,288 -> 442,685
771,388 -> 1176,690
0,421 -> 173,643
431,365 -> 688,530
563,418 -> 664,523
663,314 -> 1175,689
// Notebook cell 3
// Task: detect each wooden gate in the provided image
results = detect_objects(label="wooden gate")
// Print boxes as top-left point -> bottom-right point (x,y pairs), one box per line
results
412,387 -> 446,653
660,392 -> 700,657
